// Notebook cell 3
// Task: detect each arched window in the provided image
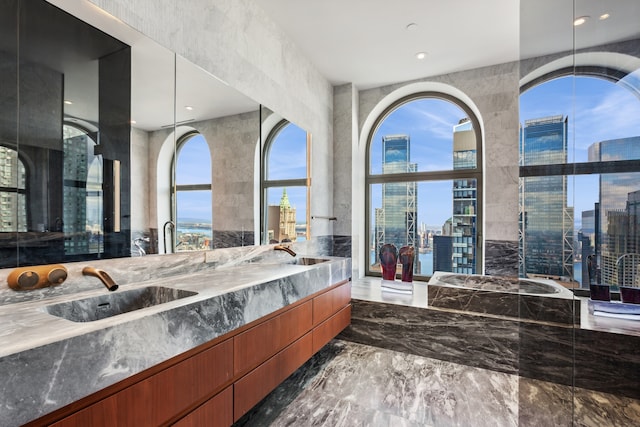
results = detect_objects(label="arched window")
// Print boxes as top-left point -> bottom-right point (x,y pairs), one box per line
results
0,146 -> 26,232
366,93 -> 483,280
173,132 -> 212,251
262,120 -> 310,244
520,74 -> 640,289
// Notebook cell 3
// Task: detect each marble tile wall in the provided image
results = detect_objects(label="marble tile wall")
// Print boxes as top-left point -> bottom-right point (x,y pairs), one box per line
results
427,284 -> 579,325
341,298 -> 640,401
485,239 -> 519,276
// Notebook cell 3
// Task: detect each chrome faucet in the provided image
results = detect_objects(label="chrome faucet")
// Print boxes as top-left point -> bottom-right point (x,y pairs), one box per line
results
274,244 -> 296,257
163,220 -> 175,253
83,266 -> 119,291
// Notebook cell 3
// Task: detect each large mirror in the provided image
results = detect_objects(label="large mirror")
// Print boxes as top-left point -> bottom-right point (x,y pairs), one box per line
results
0,0 -> 268,267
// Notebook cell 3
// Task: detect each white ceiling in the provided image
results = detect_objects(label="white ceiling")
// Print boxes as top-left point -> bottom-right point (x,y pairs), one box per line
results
253,0 -> 640,90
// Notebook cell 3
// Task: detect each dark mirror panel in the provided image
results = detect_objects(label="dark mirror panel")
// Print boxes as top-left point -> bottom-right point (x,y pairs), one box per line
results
0,0 -> 273,267
0,0 -> 131,267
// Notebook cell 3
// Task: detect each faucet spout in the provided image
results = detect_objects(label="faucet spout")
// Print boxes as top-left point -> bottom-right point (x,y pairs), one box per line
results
83,266 -> 119,291
274,244 -> 297,257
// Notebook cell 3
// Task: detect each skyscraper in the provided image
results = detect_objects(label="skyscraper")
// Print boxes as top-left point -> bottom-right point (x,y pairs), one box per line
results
267,188 -> 297,242
519,115 -> 574,278
374,135 -> 417,268
588,137 -> 640,286
452,118 -> 477,274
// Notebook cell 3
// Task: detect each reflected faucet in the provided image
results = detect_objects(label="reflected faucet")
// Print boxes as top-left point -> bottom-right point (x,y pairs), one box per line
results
274,244 -> 296,257
163,220 -> 175,254
82,266 -> 119,291
615,253 -> 640,287
133,237 -> 150,256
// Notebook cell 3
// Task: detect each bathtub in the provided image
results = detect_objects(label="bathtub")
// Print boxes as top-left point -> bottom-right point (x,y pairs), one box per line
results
427,272 -> 578,324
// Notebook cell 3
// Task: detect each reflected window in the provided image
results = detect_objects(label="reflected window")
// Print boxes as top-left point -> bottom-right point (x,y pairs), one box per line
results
519,75 -> 640,288
0,146 -> 27,232
262,121 -> 310,243
173,132 -> 212,251
63,124 -> 103,255
366,94 -> 483,280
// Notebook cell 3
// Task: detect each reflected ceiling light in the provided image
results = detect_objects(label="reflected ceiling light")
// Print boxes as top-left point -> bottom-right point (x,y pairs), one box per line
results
406,23 -> 418,31
130,120 -> 137,124
573,16 -> 589,26
415,52 -> 426,60
185,106 -> 194,111
63,100 -> 73,105
599,13 -> 610,20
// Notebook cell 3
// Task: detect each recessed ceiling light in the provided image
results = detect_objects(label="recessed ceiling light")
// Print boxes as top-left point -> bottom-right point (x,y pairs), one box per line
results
185,106 -> 194,111
599,13 -> 610,20
416,52 -> 426,60
406,23 -> 418,31
573,16 -> 589,26
64,100 -> 73,105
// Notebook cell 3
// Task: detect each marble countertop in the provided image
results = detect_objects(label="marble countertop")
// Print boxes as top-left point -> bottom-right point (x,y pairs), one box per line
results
0,252 -> 351,427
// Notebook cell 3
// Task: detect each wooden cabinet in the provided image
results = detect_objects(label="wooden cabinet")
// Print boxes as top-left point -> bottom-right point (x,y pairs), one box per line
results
172,387 -> 233,427
234,301 -> 312,377
233,332 -> 313,421
35,279 -> 351,427
51,339 -> 233,427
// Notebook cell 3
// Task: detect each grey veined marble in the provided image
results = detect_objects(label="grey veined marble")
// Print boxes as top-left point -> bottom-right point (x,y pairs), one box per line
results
236,340 -> 640,427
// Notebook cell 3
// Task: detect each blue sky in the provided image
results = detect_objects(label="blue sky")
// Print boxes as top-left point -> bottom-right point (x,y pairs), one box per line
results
176,76 -> 640,229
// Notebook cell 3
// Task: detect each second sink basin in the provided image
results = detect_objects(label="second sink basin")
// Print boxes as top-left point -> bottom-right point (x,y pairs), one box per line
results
42,286 -> 198,322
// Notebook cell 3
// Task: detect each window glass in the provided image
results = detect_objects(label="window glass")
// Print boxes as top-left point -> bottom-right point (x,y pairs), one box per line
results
0,146 -> 26,232
174,133 -> 212,251
267,122 -> 307,180
366,95 -> 481,279
370,98 -> 476,174
519,76 -> 640,288
263,121 -> 309,243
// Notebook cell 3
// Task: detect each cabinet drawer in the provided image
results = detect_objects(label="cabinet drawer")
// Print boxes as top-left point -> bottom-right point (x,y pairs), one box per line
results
312,281 -> 351,326
233,332 -> 313,421
172,386 -> 232,427
234,300 -> 312,377
51,339 -> 233,427
312,304 -> 351,353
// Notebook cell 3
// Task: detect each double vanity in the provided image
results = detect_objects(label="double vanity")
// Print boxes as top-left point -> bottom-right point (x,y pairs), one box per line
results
0,248 -> 352,426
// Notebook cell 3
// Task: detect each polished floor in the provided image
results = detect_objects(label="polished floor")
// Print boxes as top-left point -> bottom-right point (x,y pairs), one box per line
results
234,340 -> 640,427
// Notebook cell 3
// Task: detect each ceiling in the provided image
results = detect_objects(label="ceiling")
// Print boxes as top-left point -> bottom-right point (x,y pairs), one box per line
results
252,0 -> 640,90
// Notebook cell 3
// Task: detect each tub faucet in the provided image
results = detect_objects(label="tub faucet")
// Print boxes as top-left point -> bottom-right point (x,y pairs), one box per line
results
82,266 -> 119,291
274,244 -> 296,257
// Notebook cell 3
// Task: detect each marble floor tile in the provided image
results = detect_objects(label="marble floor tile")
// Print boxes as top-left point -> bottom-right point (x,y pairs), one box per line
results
235,340 -> 519,427
235,340 -> 640,427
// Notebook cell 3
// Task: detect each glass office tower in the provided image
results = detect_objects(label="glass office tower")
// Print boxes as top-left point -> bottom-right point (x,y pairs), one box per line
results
452,119 -> 477,274
374,135 -> 417,266
519,115 -> 574,278
588,137 -> 640,286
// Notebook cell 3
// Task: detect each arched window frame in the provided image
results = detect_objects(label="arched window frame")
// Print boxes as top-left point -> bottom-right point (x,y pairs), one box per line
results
365,91 -> 484,280
170,130 -> 213,251
260,119 -> 311,244
519,68 -> 640,288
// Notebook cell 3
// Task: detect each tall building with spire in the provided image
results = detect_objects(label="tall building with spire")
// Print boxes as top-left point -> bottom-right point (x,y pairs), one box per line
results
267,188 -> 297,242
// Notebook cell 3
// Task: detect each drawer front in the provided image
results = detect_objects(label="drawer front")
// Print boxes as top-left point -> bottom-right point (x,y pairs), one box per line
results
52,339 -> 233,427
234,300 -> 312,377
312,304 -> 351,353
172,386 -> 233,427
312,281 -> 351,326
233,332 -> 313,421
